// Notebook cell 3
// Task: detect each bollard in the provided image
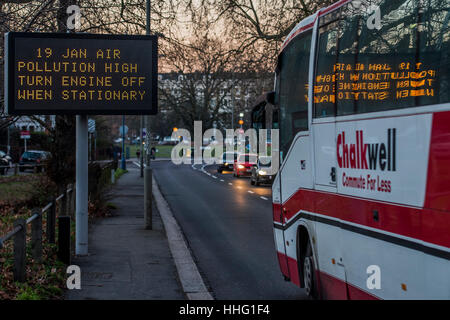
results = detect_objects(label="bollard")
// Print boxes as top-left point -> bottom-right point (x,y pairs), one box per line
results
57,216 -> 71,265
47,198 -> 56,244
13,218 -> 26,282
111,169 -> 115,184
31,208 -> 43,263
144,167 -> 152,230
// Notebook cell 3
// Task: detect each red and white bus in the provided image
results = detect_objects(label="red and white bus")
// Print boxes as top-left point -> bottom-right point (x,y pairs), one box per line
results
271,0 -> 449,299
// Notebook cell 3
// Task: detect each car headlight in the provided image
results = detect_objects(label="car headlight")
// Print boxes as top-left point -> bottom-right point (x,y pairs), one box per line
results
224,162 -> 228,166
258,170 -> 267,175
238,164 -> 245,169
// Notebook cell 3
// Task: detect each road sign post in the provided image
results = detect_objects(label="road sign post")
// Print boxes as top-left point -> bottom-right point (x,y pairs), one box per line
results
121,116 -> 126,170
76,115 -> 88,255
20,130 -> 30,152
144,0 -> 153,229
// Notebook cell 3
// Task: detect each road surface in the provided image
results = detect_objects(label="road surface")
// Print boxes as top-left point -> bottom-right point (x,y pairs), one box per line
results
144,160 -> 306,300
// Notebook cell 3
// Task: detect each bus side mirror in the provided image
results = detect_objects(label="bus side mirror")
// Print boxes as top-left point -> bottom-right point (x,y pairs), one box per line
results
265,91 -> 275,105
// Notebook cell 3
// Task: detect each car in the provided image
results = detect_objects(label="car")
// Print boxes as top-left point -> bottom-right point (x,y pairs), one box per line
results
233,153 -> 258,178
19,150 -> 51,172
217,152 -> 238,173
0,157 -> 8,175
250,156 -> 275,186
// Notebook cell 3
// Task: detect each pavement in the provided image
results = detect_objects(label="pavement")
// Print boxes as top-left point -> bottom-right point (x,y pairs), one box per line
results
65,164 -> 188,300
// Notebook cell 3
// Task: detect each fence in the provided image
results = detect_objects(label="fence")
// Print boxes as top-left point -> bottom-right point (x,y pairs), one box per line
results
0,186 -> 75,282
0,163 -> 47,176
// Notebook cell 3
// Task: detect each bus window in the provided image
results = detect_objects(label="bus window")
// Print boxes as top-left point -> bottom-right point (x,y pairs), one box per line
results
278,31 -> 312,156
313,0 -> 449,117
417,0 -> 450,106
355,0 -> 420,113
314,20 -> 339,118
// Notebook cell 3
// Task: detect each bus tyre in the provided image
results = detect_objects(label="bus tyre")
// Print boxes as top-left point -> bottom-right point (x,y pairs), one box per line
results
303,241 -> 317,299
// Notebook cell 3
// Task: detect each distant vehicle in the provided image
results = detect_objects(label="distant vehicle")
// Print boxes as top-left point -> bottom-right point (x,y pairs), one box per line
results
19,150 -> 51,172
233,153 -> 257,178
217,152 -> 238,173
0,151 -> 12,166
159,136 -> 179,145
250,156 -> 274,186
0,157 -> 8,175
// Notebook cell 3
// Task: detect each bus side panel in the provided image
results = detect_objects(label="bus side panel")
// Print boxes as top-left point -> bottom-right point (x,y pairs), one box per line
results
279,134 -> 314,286
272,171 -> 290,280
423,110 -> 450,298
424,110 -> 450,243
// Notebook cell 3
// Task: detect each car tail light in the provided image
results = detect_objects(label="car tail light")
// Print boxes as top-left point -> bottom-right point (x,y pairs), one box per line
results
36,159 -> 41,164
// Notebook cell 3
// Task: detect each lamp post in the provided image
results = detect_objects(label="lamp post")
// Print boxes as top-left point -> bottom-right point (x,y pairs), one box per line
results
121,115 -> 126,170
144,0 -> 152,230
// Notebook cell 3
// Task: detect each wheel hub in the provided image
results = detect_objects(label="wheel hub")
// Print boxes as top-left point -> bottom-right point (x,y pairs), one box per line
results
304,256 -> 313,296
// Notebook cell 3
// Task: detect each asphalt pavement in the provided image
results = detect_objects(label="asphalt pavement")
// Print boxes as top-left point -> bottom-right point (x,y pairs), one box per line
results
148,160 -> 306,300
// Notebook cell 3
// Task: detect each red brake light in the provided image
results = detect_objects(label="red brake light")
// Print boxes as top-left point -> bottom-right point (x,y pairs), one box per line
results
36,159 -> 40,164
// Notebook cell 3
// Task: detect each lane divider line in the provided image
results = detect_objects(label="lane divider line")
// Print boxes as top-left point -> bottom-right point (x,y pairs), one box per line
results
260,196 -> 269,201
152,177 -> 214,300
248,190 -> 254,194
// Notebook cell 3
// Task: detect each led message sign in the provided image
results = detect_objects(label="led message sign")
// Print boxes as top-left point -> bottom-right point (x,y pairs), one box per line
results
311,62 -> 436,104
5,32 -> 158,115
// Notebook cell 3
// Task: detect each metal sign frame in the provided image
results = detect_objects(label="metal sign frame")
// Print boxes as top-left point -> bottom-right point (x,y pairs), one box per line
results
5,32 -> 158,115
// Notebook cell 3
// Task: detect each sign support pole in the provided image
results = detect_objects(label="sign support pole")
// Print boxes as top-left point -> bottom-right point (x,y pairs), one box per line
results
121,115 -> 126,170
144,0 -> 152,230
76,115 -> 89,255
140,118 -> 144,177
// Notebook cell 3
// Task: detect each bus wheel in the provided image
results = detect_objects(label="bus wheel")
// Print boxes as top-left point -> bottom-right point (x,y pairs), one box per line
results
303,241 -> 317,299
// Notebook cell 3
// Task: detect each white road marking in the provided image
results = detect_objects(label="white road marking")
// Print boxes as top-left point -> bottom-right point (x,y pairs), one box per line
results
237,186 -> 242,189
212,175 -> 217,179
228,183 -> 233,186
260,196 -> 269,201
248,190 -> 254,194
220,179 -> 224,182
133,161 -> 141,168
